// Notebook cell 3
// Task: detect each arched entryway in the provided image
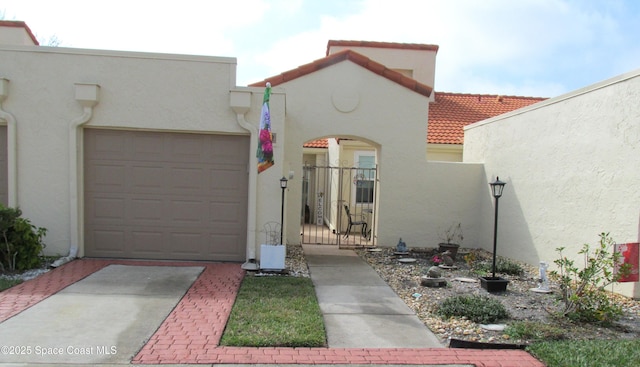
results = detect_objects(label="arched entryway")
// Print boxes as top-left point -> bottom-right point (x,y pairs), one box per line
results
300,136 -> 379,248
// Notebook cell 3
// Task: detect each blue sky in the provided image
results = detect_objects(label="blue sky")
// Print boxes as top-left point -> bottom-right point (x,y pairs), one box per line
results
2,0 -> 640,98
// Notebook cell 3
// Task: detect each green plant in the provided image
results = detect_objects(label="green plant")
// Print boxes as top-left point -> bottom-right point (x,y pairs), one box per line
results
496,258 -> 524,276
504,321 -> 566,342
0,277 -> 23,291
463,252 -> 477,268
528,339 -> 640,367
473,258 -> 524,276
436,295 -> 509,324
0,205 -> 47,272
550,232 -> 630,324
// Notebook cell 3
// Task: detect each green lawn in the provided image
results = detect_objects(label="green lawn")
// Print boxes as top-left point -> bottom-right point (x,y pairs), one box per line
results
0,277 -> 22,291
219,275 -> 326,347
528,339 -> 640,367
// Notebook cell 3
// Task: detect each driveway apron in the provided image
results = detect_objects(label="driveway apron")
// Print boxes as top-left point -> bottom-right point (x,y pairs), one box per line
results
0,264 -> 203,364
303,244 -> 444,348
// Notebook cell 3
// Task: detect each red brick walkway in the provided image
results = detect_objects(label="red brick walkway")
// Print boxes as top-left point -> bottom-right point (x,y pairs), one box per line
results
0,259 -> 545,366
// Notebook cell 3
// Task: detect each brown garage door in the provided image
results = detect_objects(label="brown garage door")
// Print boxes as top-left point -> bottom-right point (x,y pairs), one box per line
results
84,129 -> 249,261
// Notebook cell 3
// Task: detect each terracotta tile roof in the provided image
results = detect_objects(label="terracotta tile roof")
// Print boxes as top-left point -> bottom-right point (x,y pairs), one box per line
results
428,92 -> 546,144
249,50 -> 433,98
303,139 -> 329,148
303,92 -> 546,149
326,40 -> 439,55
0,20 -> 39,45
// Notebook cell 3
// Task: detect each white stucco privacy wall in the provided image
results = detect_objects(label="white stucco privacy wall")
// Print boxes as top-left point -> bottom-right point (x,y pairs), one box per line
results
464,69 -> 640,298
0,44 -> 288,260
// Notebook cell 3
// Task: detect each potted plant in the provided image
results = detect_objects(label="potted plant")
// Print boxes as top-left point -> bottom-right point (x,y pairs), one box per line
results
438,222 -> 463,260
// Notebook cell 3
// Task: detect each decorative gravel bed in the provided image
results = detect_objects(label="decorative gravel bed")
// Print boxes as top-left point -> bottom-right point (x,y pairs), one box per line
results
287,244 -> 640,345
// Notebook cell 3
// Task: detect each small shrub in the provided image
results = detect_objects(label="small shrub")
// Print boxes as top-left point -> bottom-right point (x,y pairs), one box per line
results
473,259 -> 524,276
436,295 -> 509,324
0,205 -> 47,272
463,252 -> 477,268
550,232 -> 629,324
505,321 -> 567,342
497,259 -> 525,276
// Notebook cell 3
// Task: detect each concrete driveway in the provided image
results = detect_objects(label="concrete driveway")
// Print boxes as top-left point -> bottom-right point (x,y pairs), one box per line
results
0,264 -> 203,364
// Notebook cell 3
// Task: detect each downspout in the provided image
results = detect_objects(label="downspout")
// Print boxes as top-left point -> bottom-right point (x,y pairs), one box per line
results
52,83 -> 100,268
230,90 -> 259,270
0,78 -> 18,207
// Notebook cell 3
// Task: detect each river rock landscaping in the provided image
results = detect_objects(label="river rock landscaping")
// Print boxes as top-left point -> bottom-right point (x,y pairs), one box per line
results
354,246 -> 640,345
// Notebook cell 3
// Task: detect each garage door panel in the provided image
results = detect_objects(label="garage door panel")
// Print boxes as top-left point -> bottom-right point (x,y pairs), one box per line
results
131,165 -> 166,192
208,138 -> 248,164
131,231 -> 166,254
90,230 -> 126,254
169,233 -> 204,255
91,197 -> 126,221
87,164 -> 126,192
170,200 -> 206,224
210,202 -> 241,223
207,234 -> 244,258
84,129 -> 248,261
132,134 -> 166,161
210,168 -> 247,192
130,198 -> 164,222
170,135 -> 206,162
170,167 -> 206,193
91,131 -> 126,159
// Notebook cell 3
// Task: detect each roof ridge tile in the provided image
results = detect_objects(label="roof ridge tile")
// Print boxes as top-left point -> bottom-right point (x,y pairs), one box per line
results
249,50 -> 432,97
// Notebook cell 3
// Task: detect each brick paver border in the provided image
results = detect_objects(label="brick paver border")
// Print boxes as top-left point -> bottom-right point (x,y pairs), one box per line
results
0,258 -> 545,366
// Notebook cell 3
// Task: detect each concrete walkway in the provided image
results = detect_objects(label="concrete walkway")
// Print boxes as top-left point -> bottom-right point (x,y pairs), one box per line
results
303,244 -> 444,348
0,255 -> 545,366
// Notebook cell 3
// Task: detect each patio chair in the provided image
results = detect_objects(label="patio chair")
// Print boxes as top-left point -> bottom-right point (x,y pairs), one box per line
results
343,205 -> 368,238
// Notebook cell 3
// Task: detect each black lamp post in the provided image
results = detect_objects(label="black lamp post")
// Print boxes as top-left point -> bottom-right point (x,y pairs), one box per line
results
489,176 -> 506,278
480,176 -> 509,292
280,176 -> 288,245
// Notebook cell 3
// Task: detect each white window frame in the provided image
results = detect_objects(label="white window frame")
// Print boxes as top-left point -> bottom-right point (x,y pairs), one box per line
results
352,151 -> 375,208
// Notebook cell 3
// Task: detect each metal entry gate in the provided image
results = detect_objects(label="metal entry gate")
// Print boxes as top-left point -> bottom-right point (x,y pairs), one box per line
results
301,165 -> 377,248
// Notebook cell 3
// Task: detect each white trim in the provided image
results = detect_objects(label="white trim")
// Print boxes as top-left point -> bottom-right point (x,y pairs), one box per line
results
0,78 -> 17,207
70,83 -> 100,258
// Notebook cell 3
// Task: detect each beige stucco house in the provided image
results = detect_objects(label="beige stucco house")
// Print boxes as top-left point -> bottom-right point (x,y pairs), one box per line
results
1,21 -> 638,297
294,42 -> 544,243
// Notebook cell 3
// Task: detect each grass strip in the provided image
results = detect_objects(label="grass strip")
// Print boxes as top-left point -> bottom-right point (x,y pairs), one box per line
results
220,275 -> 326,347
527,339 -> 640,367
0,277 -> 22,291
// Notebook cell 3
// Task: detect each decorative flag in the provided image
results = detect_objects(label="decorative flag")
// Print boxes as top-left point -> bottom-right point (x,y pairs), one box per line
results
257,82 -> 274,173
615,242 -> 639,282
